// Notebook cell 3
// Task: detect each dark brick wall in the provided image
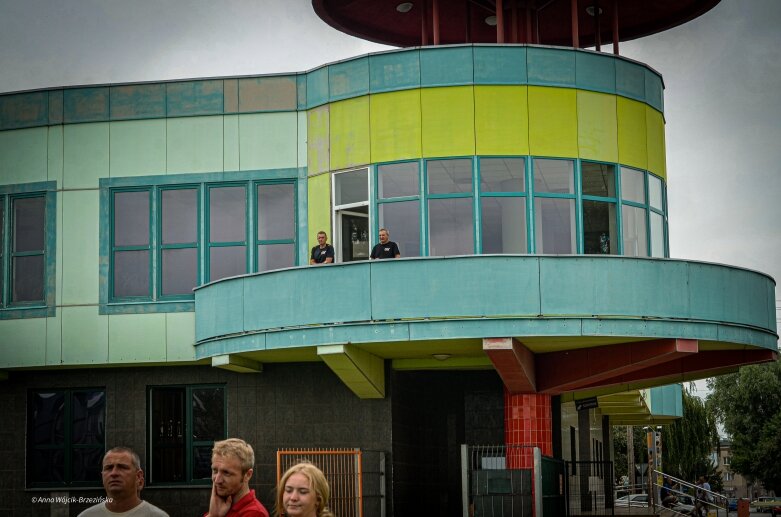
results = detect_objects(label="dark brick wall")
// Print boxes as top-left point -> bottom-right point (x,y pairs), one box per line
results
0,363 -> 393,517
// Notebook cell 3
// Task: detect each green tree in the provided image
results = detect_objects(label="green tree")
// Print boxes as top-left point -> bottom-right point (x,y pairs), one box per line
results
612,426 -> 647,479
707,360 -> 781,494
661,387 -> 719,482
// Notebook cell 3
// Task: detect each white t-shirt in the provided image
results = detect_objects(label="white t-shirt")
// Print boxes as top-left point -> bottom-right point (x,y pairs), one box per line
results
78,500 -> 169,517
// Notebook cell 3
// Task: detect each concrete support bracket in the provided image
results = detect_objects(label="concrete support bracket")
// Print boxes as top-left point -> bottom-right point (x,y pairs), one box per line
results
211,354 -> 263,373
318,344 -> 385,399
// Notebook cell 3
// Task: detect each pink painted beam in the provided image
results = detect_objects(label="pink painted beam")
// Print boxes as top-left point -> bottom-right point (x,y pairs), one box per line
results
483,337 -> 536,393
536,339 -> 699,394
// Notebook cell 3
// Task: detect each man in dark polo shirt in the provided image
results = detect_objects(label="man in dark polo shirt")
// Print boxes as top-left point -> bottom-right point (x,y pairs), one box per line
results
310,231 -> 335,264
370,228 -> 401,259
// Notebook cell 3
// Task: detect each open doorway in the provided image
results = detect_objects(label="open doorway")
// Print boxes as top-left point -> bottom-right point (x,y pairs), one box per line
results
333,168 -> 370,262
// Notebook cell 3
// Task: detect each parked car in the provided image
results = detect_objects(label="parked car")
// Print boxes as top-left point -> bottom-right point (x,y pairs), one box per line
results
670,494 -> 696,515
727,498 -> 738,511
752,497 -> 781,514
616,494 -> 649,508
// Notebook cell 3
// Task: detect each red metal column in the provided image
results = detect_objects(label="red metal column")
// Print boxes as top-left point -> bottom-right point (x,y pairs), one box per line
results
571,0 -> 579,48
511,2 -> 518,43
496,0 -> 505,43
432,0 -> 440,44
595,0 -> 602,51
612,0 -> 619,54
504,390 -> 553,469
421,0 -> 429,45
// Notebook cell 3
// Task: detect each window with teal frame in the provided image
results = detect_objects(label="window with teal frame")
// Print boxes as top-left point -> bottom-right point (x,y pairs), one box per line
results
376,161 -> 421,257
147,384 -> 226,486
426,158 -> 475,256
581,161 -> 618,255
478,157 -> 527,254
532,158 -> 577,254
0,182 -> 56,319
27,388 -> 106,488
105,174 -> 298,311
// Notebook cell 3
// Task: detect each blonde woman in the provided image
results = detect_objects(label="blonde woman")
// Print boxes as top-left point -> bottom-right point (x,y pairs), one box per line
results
275,462 -> 334,517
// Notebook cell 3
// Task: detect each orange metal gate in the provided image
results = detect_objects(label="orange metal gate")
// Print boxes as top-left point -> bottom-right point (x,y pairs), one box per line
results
277,448 -> 363,517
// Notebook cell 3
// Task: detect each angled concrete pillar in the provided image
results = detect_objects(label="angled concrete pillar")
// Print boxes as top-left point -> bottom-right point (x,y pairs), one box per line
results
212,354 -> 263,373
318,344 -> 385,399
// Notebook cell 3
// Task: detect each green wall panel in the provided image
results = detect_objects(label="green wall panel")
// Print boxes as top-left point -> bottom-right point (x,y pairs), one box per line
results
369,89 -> 422,163
0,91 -> 48,130
166,116 -> 224,174
64,87 -> 110,123
46,315 -> 62,365
61,191 -> 99,305
166,312 -> 196,361
420,47 -> 474,87
54,191 -> 64,306
109,119 -> 166,177
108,313 -> 167,362
617,97 -> 648,170
527,47 -> 576,87
47,126 -> 64,184
473,46 -> 527,85
527,86 -> 578,157
166,80 -> 224,117
329,96 -> 370,170
646,106 -> 667,179
307,173 -> 331,250
223,115 -> 240,171
369,50 -> 421,93
0,127 -> 48,184
421,86 -> 475,158
61,306 -> 108,365
0,319 -> 46,367
474,85 -> 529,156
329,56 -> 370,102
307,105 -> 330,175
577,90 -> 618,163
297,111 -> 307,168
63,122 -> 109,189
239,112 -> 298,170
110,84 -> 166,120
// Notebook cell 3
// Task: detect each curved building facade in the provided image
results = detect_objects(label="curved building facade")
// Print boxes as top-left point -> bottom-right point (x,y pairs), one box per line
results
0,12 -> 776,517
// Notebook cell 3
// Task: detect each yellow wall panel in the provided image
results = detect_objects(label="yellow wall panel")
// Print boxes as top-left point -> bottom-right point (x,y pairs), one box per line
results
369,89 -> 422,163
528,87 -> 578,157
421,86 -> 475,158
646,107 -> 667,179
307,173 -> 331,250
474,86 -> 529,156
330,96 -> 370,170
577,91 -> 618,163
617,97 -> 648,170
307,105 -> 330,175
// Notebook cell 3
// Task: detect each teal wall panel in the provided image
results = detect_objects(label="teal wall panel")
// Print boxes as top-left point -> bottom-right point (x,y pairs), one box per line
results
473,46 -> 527,84
648,384 -> 683,417
242,263 -> 372,332
110,83 -> 166,120
64,87 -> 110,123
0,127 -> 48,184
0,319 -> 47,367
527,47 -> 576,87
108,313 -> 167,362
329,56 -> 370,102
47,126 -> 64,184
539,257 -> 689,319
166,80 -> 224,117
224,79 -> 239,113
297,111 -> 307,168
166,312 -> 197,361
61,190 -> 100,304
166,116 -> 224,174
238,112 -> 298,170
615,59 -> 646,101
46,315 -> 62,365
576,52 -> 616,94
223,115 -> 240,171
420,47 -> 474,87
0,91 -> 48,130
49,90 -> 64,125
645,69 -> 664,112
63,122 -> 109,189
297,73 -> 308,110
370,50 -> 421,93
306,66 -> 330,107
238,76 -> 297,112
195,279 -> 245,343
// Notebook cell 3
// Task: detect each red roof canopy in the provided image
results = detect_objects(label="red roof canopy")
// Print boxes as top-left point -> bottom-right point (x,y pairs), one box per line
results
312,0 -> 721,48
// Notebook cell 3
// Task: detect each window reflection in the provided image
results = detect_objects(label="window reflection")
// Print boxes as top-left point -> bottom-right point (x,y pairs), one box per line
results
429,198 -> 473,256
481,197 -> 526,254
379,201 -> 419,257
534,160 -> 574,194
535,198 -> 575,253
622,205 -> 648,256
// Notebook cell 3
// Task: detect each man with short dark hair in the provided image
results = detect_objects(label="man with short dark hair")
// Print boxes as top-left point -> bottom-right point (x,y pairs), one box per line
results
370,228 -> 400,259
310,231 -> 335,265
205,438 -> 269,517
78,446 -> 168,516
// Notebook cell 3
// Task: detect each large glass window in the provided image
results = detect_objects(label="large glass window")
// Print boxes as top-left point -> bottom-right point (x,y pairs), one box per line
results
479,158 -> 527,254
377,162 -> 420,257
622,204 -> 648,257
333,169 -> 370,262
427,159 -> 473,256
0,193 -> 49,308
27,389 -> 105,487
110,179 -> 296,304
148,385 -> 225,485
534,159 -> 576,253
581,163 -> 618,255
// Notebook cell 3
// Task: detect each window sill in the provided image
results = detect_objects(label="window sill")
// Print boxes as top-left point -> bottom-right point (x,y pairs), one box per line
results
0,305 -> 54,320
100,300 -> 194,315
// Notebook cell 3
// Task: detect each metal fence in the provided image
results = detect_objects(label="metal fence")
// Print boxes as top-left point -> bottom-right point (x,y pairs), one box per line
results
567,461 -> 614,516
464,444 -> 535,517
277,448 -> 363,517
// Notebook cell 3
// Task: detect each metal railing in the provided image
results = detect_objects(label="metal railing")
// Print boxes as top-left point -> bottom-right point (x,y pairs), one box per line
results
651,470 -> 730,517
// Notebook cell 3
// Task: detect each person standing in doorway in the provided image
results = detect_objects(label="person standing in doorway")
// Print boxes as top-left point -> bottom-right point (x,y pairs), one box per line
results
370,228 -> 400,259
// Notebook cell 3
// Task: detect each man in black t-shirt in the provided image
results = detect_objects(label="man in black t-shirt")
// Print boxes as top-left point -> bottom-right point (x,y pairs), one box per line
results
370,228 -> 401,259
310,231 -> 335,264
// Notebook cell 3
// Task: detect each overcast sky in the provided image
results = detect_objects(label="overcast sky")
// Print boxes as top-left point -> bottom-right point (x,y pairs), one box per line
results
1,0 -> 779,336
